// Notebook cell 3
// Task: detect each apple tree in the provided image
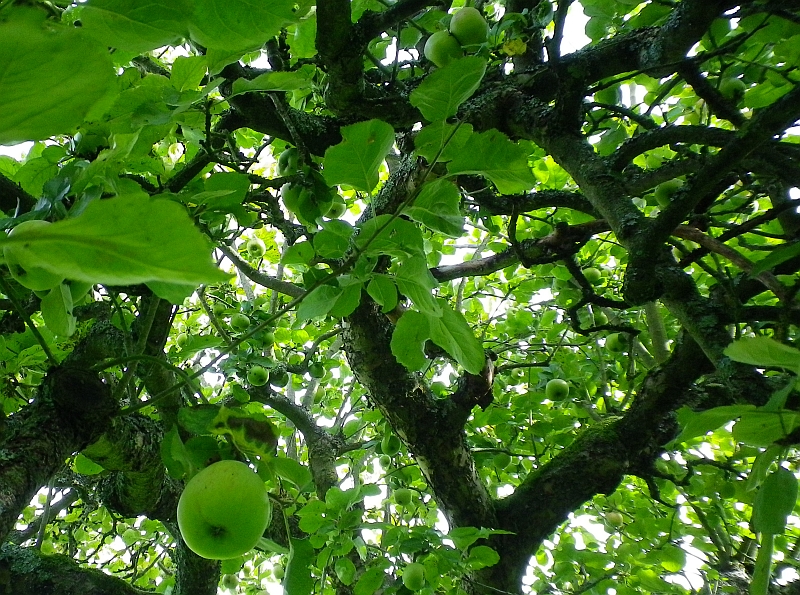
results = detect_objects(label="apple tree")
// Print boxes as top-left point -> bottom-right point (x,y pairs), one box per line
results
1,0 -> 800,594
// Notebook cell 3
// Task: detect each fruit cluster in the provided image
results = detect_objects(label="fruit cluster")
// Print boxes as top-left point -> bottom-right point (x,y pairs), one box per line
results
423,7 -> 488,68
277,147 -> 346,224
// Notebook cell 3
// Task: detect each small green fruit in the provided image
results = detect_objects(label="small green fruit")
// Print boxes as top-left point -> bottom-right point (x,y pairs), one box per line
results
213,303 -> 227,317
277,147 -> 299,176
230,313 -> 250,332
606,333 -> 626,353
176,333 -> 189,348
379,454 -> 391,467
247,365 -> 269,387
593,311 -> 609,326
449,7 -> 488,47
246,237 -> 266,258
273,564 -> 284,580
221,574 -> 239,590
719,77 -> 746,102
394,488 -> 413,506
545,378 -> 569,400
583,267 -> 602,285
402,562 -> 426,591
269,369 -> 290,387
326,199 -> 347,218
606,511 -> 624,527
381,434 -> 401,456
424,30 -> 464,67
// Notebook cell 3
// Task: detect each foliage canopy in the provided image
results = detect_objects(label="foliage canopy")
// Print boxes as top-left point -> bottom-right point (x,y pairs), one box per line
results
0,1 -> 800,594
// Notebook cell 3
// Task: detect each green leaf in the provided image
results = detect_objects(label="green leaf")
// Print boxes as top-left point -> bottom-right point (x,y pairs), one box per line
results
724,336 -> 800,373
410,56 -> 487,121
81,0 -> 189,53
752,467 -> 797,535
390,311 -> 431,371
0,10 -> 115,144
271,456 -> 313,490
177,404 -> 221,434
159,425 -> 189,479
329,277 -> 363,318
188,0 -> 297,52
322,120 -> 396,193
396,257 -> 441,316
732,411 -> 800,447
313,220 -> 354,259
447,129 -> 537,194
672,405 -> 756,444
406,178 -> 465,237
751,242 -> 800,276
354,565 -> 385,595
296,285 -> 343,320
40,284 -> 76,337
73,453 -> 104,476
414,121 -> 474,163
231,68 -> 315,95
427,300 -> 485,374
466,545 -> 500,570
366,275 -> 398,313
334,558 -> 357,586
1,196 -> 230,287
284,537 -> 315,595
356,216 -> 425,258
171,56 -> 208,91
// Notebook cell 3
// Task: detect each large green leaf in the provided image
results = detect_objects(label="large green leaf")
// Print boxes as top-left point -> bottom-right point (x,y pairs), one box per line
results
428,300 -> 485,374
395,256 -> 441,316
231,67 -> 316,96
414,121 -> 474,164
724,336 -> 800,374
0,10 -> 115,144
406,178 -> 465,237
1,196 -> 230,287
390,311 -> 430,371
81,0 -> 189,53
322,120 -> 396,193
284,537 -> 315,595
446,129 -> 537,194
410,56 -> 487,121
188,0 -> 297,52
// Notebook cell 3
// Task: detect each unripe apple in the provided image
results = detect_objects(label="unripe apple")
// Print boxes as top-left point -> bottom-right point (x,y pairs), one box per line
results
394,488 -> 413,506
493,452 -> 512,469
273,564 -> 285,580
176,333 -> 189,348
402,562 -> 426,591
379,454 -> 391,467
177,460 -> 271,560
326,198 -> 347,219
719,77 -> 746,102
449,7 -> 488,47
308,362 -> 325,379
230,313 -> 250,332
221,574 -> 240,590
269,369 -> 290,387
4,220 -> 64,291
247,365 -> 269,387
545,378 -> 569,400
424,30 -> 464,67
381,434 -> 401,456
606,511 -> 624,527
246,237 -> 266,258
277,147 -> 299,176
583,267 -> 602,285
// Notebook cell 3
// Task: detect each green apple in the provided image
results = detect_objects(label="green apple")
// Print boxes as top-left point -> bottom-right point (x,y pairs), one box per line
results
381,434 -> 401,456
176,333 -> 189,348
653,179 -> 683,207
277,147 -> 299,176
177,460 -> 271,560
545,378 -> 569,400
213,302 -> 227,317
269,369 -> 290,387
246,237 -> 266,258
719,77 -> 746,102
583,267 -> 602,285
4,220 -> 64,291
606,511 -> 624,527
424,30 -> 464,67
221,574 -> 239,590
402,562 -> 426,591
273,564 -> 284,580
379,454 -> 391,467
394,488 -> 413,506
326,198 -> 347,219
593,311 -> 609,326
247,365 -> 269,387
606,333 -> 626,353
449,7 -> 488,47
230,313 -> 250,332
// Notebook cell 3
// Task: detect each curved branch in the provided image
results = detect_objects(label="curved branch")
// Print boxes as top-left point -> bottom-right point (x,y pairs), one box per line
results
217,245 -> 304,297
